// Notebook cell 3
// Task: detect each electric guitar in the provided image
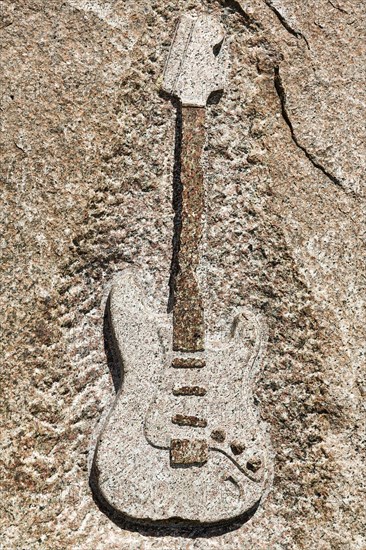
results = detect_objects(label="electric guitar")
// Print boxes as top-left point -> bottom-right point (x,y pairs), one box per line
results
92,13 -> 271,527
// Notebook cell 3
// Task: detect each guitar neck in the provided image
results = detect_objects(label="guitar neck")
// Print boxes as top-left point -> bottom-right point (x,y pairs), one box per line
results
173,106 -> 206,353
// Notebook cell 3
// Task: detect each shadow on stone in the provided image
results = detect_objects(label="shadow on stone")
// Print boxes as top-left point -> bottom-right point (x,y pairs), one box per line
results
102,294 -> 122,393
167,96 -> 183,315
90,461 -> 259,538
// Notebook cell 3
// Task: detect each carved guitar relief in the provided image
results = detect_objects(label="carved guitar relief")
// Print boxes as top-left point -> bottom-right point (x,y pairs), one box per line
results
92,13 -> 271,527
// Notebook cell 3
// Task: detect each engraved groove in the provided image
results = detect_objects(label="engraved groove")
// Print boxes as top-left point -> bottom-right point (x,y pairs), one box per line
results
170,438 -> 208,465
171,414 -> 208,428
171,357 -> 206,368
172,386 -> 207,396
173,107 -> 206,352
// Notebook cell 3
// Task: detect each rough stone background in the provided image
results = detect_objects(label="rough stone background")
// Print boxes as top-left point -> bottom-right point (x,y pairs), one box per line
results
1,0 -> 365,548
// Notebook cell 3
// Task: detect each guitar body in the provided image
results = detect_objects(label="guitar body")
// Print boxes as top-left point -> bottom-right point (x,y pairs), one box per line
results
92,270 -> 272,526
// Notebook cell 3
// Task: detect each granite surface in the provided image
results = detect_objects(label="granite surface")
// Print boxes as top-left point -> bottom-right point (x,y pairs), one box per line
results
1,0 -> 365,548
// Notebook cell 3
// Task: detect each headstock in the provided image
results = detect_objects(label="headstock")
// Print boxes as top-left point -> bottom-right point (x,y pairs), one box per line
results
162,14 -> 228,107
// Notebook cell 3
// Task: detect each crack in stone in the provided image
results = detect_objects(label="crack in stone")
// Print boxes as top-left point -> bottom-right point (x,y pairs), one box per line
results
264,0 -> 310,49
217,0 -> 262,30
0,21 -> 13,30
274,66 -> 345,191
327,0 -> 349,14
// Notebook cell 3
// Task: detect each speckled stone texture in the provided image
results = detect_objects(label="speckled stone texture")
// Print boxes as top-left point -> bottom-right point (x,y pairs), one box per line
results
1,0 -> 365,548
